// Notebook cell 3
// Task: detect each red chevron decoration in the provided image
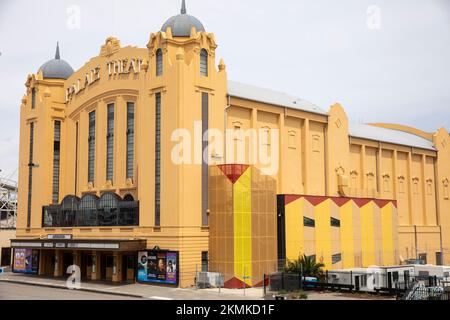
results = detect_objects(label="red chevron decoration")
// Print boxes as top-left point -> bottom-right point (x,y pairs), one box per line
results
217,164 -> 250,184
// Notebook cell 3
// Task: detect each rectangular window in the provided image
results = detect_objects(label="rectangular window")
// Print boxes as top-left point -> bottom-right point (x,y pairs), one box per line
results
201,251 -> 209,272
436,252 -> 443,266
202,92 -> 209,226
75,122 -> 79,194
88,111 -> 96,184
418,253 -> 427,264
200,50 -> 208,76
304,216 -> 315,228
361,275 -> 368,287
106,104 -> 114,183
52,121 -> 61,204
31,88 -> 36,109
393,271 -> 399,282
332,253 -> 342,264
156,50 -> 163,76
155,93 -> 161,226
331,217 -> 341,228
27,122 -> 35,228
126,102 -> 135,180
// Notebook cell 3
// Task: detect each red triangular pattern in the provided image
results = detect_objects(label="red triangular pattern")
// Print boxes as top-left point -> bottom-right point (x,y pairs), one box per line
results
374,199 -> 391,209
285,195 -> 301,206
217,164 -> 250,184
253,277 -> 269,288
392,200 -> 398,208
223,277 -> 250,289
331,197 -> 352,207
354,198 -> 372,208
304,196 -> 328,207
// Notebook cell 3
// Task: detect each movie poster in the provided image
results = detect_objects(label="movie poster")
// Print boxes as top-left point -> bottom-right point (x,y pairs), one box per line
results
137,250 -> 178,285
166,252 -> 177,284
13,248 -> 38,274
137,251 -> 148,280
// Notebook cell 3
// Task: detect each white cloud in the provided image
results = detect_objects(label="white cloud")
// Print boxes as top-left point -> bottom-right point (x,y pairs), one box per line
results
0,0 -> 449,179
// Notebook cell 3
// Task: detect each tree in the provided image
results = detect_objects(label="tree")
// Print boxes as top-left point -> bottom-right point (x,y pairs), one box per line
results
285,254 -> 325,279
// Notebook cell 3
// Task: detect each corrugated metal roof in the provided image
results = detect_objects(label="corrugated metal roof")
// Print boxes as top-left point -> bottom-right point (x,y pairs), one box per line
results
349,123 -> 436,151
227,80 -> 327,115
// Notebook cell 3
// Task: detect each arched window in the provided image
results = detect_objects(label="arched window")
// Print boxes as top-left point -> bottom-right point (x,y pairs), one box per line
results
156,49 -> 163,76
61,195 -> 80,227
98,193 -> 121,226
200,49 -> 208,76
80,194 -> 99,226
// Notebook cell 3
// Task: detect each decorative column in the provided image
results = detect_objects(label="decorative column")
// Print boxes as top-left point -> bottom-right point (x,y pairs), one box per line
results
112,252 -> 122,283
38,251 -> 45,276
90,251 -> 101,281
54,250 -> 63,277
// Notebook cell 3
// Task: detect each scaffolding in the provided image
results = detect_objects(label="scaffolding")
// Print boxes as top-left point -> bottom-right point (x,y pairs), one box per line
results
0,176 -> 17,230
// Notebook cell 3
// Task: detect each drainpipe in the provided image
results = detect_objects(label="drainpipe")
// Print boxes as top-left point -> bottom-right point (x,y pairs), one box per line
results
324,117 -> 329,196
377,142 -> 382,194
439,225 -> 444,265
414,225 -> 418,259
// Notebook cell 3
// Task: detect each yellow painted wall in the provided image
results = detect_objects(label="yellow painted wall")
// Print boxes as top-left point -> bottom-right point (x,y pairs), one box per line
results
14,6 -> 450,289
284,196 -> 398,270
233,168 -> 252,285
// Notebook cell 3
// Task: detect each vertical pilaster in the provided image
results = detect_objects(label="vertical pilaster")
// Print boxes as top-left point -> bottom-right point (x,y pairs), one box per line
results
421,154 -> 427,226
278,113 -> 285,194
407,151 -> 413,225
54,250 -> 63,277
90,251 -> 101,280
112,252 -> 122,283
38,251 -> 45,276
302,119 -> 310,194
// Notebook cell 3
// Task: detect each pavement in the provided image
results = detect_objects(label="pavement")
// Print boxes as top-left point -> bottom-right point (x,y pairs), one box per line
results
0,272 -> 263,300
0,282 -> 140,300
0,272 -> 395,300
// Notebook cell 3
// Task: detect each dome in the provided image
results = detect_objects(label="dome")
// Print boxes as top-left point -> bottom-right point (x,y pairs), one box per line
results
38,43 -> 74,80
161,0 -> 205,37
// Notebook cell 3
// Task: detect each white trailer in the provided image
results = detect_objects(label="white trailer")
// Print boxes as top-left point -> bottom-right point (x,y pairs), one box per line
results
413,265 -> 450,280
327,265 -> 415,293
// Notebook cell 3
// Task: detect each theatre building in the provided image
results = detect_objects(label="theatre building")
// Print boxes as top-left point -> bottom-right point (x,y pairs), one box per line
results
13,1 -> 450,288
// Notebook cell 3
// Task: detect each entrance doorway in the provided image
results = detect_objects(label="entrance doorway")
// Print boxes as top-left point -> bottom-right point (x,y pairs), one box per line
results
62,252 -> 73,276
100,254 -> 114,281
1,248 -> 11,266
122,254 -> 136,283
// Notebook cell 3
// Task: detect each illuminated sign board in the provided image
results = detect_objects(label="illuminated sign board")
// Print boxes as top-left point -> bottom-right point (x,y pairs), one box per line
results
13,248 -> 39,275
137,250 -> 178,286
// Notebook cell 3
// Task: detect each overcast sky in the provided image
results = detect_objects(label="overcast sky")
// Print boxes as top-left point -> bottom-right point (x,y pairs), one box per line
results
0,0 -> 449,180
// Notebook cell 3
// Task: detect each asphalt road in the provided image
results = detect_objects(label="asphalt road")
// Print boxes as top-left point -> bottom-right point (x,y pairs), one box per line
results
0,282 -> 142,300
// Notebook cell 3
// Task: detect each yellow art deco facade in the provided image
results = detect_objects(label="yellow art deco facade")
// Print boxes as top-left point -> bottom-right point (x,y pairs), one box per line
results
13,1 -> 450,288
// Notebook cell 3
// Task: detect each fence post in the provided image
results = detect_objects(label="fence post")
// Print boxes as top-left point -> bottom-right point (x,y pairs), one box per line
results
263,274 -> 266,297
300,272 -> 303,291
350,271 -> 353,292
281,272 -> 285,291
195,264 -> 198,290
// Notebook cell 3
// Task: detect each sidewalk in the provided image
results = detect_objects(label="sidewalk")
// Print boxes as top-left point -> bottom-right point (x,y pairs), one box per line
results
0,272 -> 263,300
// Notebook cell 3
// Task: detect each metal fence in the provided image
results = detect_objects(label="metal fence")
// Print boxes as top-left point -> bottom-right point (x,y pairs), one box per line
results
402,281 -> 450,300
263,271 -> 450,300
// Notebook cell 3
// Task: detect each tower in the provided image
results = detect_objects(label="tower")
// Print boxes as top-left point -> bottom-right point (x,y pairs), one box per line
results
18,44 -> 73,231
144,0 -> 228,286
